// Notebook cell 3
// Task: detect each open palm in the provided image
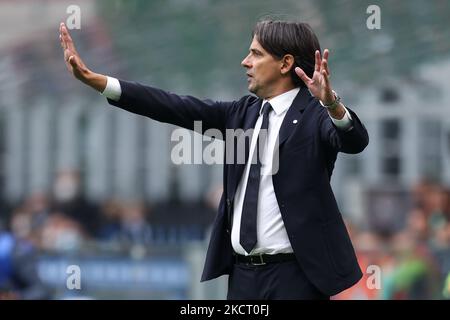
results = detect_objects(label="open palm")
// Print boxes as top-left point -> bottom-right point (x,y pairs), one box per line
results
295,49 -> 334,105
59,22 -> 90,82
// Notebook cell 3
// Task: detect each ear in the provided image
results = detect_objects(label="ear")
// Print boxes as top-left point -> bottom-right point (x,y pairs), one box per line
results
280,54 -> 295,75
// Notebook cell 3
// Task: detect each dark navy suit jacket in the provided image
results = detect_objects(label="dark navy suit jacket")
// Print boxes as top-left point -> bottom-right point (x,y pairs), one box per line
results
108,80 -> 369,296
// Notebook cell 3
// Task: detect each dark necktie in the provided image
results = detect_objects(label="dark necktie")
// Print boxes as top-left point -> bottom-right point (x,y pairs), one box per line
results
240,102 -> 272,253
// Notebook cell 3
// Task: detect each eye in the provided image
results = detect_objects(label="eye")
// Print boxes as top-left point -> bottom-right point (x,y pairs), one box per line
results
250,49 -> 262,57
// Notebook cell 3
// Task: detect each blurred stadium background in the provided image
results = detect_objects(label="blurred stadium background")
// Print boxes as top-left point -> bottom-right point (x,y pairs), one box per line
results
0,0 -> 449,299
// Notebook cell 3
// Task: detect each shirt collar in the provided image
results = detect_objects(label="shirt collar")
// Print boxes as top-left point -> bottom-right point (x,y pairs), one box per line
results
261,87 -> 301,116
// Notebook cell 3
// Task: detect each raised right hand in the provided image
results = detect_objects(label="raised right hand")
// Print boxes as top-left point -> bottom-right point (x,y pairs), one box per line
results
59,22 -> 107,92
59,23 -> 90,81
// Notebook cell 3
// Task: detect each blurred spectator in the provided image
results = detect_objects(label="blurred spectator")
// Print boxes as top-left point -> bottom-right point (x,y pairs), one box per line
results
114,201 -> 153,248
96,198 -> 122,241
24,192 -> 51,223
411,178 -> 433,210
333,227 -> 383,300
406,207 -> 429,244
0,231 -> 52,299
336,178 -> 450,300
382,231 -> 441,299
422,183 -> 448,215
10,210 -> 43,250
40,212 -> 86,252
51,170 -> 101,237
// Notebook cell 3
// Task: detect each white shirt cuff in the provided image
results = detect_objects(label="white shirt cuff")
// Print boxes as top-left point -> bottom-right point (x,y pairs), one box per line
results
101,76 -> 122,101
330,106 -> 353,131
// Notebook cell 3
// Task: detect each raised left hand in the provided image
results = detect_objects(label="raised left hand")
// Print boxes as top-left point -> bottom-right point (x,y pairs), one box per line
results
294,49 -> 334,104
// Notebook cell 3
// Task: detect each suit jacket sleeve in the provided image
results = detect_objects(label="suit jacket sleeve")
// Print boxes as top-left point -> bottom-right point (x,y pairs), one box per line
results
107,79 -> 235,137
319,106 -> 369,154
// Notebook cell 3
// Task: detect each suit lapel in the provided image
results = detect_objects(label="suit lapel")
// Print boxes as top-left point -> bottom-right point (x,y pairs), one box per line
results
278,87 -> 313,147
229,99 -> 262,201
241,99 -> 262,167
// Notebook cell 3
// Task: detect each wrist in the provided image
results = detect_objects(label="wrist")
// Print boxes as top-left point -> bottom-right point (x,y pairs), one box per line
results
327,103 -> 346,119
85,72 -> 107,93
320,90 -> 340,110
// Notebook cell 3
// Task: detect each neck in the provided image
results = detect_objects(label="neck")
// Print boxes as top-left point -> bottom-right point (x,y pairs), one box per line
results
263,82 -> 297,100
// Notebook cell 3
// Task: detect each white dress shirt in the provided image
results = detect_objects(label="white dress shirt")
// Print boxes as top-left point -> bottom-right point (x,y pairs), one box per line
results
102,76 -> 122,101
102,77 -> 353,256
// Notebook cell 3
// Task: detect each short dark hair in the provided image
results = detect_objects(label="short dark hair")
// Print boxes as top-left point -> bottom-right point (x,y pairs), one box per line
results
252,20 -> 321,88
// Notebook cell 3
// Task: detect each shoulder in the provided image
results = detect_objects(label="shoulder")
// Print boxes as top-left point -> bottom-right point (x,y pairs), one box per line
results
232,94 -> 261,112
239,94 -> 260,105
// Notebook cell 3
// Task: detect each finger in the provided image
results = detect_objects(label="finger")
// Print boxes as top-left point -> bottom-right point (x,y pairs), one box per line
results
64,48 -> 74,62
323,49 -> 330,76
322,69 -> 330,87
323,49 -> 329,61
59,28 -> 64,49
64,49 -> 71,62
295,67 -> 313,84
61,24 -> 73,50
322,59 -> 330,77
64,50 -> 78,72
60,22 -> 69,50
60,34 -> 66,50
61,23 -> 77,53
314,50 -> 321,72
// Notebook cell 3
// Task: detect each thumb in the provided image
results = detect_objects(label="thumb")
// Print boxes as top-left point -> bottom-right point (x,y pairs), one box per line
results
68,55 -> 78,68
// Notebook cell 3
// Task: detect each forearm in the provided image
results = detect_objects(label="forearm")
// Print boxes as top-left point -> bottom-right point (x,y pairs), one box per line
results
82,71 -> 107,93
322,107 -> 369,154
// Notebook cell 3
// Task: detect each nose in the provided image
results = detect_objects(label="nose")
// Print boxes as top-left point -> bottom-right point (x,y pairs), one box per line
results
241,54 -> 251,68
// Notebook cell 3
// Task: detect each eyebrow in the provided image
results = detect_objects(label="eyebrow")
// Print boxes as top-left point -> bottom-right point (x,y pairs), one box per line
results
249,48 -> 263,55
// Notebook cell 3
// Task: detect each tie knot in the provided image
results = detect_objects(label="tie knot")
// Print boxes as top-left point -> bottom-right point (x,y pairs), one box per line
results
261,102 -> 272,117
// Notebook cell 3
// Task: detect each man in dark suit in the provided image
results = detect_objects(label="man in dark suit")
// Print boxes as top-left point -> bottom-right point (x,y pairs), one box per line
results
59,19 -> 368,299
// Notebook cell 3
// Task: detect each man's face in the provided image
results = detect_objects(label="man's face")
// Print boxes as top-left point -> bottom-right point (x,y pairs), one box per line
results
241,36 -> 282,98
